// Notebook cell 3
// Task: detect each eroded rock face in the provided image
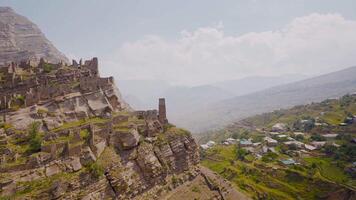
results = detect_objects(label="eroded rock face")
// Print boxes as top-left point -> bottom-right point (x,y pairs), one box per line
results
0,7 -> 69,65
116,128 -> 140,150
104,131 -> 200,199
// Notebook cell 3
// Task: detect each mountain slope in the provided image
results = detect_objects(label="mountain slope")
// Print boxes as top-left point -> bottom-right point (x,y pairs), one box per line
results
0,7 -> 69,65
174,66 -> 356,132
212,74 -> 307,96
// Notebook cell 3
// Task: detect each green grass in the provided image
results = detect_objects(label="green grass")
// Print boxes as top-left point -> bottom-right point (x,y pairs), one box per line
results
304,157 -> 350,184
12,171 -> 81,199
202,145 -> 346,200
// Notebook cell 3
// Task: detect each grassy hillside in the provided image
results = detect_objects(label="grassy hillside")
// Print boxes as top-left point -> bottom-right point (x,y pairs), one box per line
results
201,145 -> 354,200
200,94 -> 356,199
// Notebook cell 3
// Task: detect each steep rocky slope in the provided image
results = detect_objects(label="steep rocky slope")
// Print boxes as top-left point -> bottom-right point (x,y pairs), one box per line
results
0,7 -> 69,65
0,58 -> 201,199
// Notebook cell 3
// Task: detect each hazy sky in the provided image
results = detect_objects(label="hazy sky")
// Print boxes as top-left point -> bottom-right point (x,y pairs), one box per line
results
1,0 -> 356,85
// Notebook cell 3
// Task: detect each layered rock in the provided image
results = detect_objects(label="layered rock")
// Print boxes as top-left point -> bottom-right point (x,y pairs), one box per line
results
0,7 -> 69,65
0,59 -> 199,199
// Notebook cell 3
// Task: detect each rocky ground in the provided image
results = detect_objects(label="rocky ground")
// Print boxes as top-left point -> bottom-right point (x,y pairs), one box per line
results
163,166 -> 251,200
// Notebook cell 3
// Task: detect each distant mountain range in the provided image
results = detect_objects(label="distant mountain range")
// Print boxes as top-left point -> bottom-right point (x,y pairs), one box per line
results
0,7 -> 68,65
213,74 -> 308,96
118,74 -> 307,127
171,66 -> 356,132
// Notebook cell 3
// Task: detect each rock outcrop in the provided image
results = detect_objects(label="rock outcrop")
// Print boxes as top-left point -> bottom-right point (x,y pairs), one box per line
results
0,58 -> 200,199
0,7 -> 69,65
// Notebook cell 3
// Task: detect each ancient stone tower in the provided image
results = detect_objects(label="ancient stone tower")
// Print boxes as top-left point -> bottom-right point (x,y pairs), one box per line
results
158,98 -> 168,124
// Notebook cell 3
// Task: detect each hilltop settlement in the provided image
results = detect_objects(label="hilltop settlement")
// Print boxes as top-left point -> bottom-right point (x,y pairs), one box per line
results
0,58 -> 204,199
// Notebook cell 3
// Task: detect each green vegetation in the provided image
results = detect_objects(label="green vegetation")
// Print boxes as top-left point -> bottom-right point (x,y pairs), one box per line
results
26,122 -> 42,154
86,162 -> 104,179
201,94 -> 356,199
37,108 -> 48,115
43,63 -> 54,73
1,172 -> 81,199
171,175 -> 179,185
0,123 -> 12,130
191,185 -> 201,193
166,126 -> 191,137
304,157 -> 351,184
236,148 -> 248,161
202,145 -> 348,200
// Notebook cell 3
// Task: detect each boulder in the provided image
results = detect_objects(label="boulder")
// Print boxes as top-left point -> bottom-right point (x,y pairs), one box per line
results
80,147 -> 96,166
45,164 -> 61,177
66,157 -> 82,172
49,181 -> 69,199
118,129 -> 140,150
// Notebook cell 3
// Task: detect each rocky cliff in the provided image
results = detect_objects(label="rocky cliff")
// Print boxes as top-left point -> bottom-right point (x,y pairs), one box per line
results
0,58 -> 200,199
0,7 -> 69,65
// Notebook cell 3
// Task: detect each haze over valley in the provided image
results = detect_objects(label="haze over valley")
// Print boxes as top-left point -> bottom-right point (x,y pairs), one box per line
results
1,1 -> 356,199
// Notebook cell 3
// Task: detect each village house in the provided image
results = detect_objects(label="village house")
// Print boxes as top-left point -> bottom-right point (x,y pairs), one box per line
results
239,139 -> 253,147
268,132 -> 281,136
200,141 -> 216,150
293,132 -> 305,136
311,141 -> 326,149
284,141 -> 305,149
304,144 -> 317,151
280,158 -> 296,165
323,133 -> 338,140
261,146 -> 276,154
277,134 -> 288,139
264,137 -> 278,147
223,137 -> 238,145
271,123 -> 288,132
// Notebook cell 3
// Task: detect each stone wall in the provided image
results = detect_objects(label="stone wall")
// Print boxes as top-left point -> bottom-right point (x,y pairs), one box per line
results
0,57 -> 117,112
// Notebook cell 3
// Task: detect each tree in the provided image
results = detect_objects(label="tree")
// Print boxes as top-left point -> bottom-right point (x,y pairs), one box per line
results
311,134 -> 325,141
323,144 -> 337,155
261,152 -> 278,162
231,132 -> 239,139
236,148 -> 248,161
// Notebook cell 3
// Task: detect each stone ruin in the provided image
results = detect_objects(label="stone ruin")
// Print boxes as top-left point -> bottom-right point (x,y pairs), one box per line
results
158,98 -> 168,124
0,57 -> 124,123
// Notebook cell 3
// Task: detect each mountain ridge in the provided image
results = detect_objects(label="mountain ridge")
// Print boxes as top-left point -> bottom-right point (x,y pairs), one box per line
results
173,65 -> 356,132
0,7 -> 69,65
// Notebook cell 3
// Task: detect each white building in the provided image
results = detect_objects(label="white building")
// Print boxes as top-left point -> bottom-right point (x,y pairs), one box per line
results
264,137 -> 278,146
311,141 -> 326,149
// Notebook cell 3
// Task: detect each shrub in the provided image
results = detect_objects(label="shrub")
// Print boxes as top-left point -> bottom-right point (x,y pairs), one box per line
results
311,134 -> 326,141
171,175 -> 178,185
43,63 -> 54,73
37,109 -> 48,115
1,123 -> 12,130
191,186 -> 201,193
87,162 -> 104,179
236,148 -> 248,161
261,152 -> 278,163
27,122 -> 42,154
